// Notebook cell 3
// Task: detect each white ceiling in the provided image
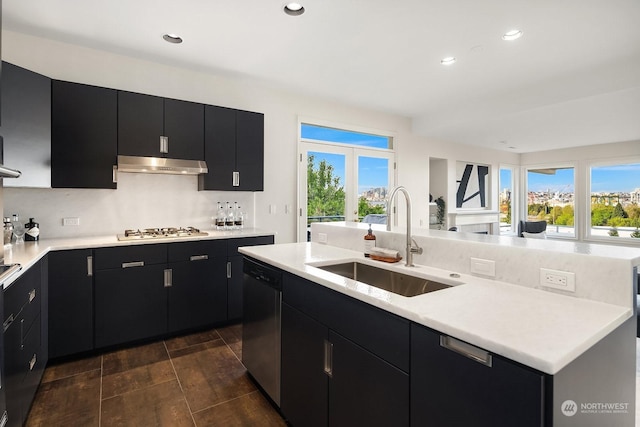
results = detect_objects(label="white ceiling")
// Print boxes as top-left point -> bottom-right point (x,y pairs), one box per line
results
4,0 -> 640,153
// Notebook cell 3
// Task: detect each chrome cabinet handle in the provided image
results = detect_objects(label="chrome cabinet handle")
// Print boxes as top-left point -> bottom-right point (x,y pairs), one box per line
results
29,354 -> 37,371
28,289 -> 36,303
3,314 -> 14,332
226,261 -> 232,279
160,136 -> 169,154
440,335 -> 492,367
190,255 -> 209,262
323,340 -> 333,377
20,319 -> 25,349
87,256 -> 93,277
122,261 -> 144,269
164,269 -> 172,288
112,165 -> 118,183
232,171 -> 240,187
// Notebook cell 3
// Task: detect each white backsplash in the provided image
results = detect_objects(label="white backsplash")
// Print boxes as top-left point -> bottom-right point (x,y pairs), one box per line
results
3,172 -> 255,238
311,222 -> 638,309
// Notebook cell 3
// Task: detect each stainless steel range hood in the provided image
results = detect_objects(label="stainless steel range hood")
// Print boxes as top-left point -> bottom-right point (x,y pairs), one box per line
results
117,155 -> 208,175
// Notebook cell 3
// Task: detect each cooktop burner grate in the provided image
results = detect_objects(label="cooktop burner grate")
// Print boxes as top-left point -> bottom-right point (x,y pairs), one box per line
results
117,226 -> 208,241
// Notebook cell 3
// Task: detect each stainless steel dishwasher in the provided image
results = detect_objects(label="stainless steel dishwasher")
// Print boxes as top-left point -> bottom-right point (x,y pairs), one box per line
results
242,256 -> 283,406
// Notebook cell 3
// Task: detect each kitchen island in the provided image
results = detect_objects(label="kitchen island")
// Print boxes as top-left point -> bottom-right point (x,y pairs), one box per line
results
240,224 -> 638,427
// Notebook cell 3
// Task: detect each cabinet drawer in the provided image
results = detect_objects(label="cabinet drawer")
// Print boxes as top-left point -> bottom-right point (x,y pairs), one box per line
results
227,236 -> 274,255
4,264 -> 41,330
283,272 -> 410,372
168,240 -> 226,263
94,244 -> 167,270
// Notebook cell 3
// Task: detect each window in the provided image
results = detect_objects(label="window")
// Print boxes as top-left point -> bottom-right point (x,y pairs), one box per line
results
499,167 -> 514,234
588,161 -> 640,241
298,123 -> 395,241
526,166 -> 575,237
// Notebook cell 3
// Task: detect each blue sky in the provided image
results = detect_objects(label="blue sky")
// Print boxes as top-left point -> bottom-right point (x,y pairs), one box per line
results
501,164 -> 640,193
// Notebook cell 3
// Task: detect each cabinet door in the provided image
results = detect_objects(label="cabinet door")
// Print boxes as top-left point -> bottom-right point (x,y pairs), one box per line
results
168,257 -> 227,333
199,105 -> 236,190
164,98 -> 204,160
329,330 -> 409,427
281,303 -> 328,427
51,80 -> 117,189
0,61 -> 51,188
94,264 -> 167,348
235,110 -> 264,191
48,250 -> 94,359
117,91 -> 164,157
228,236 -> 274,319
411,324 -> 545,427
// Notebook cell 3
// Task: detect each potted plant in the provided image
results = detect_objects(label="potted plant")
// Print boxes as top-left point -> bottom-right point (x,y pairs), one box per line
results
435,197 -> 446,227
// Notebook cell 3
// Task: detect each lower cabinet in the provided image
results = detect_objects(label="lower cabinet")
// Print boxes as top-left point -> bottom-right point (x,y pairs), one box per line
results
167,240 -> 228,333
48,249 -> 94,359
3,259 -> 46,427
94,244 -> 168,348
280,273 -> 410,427
411,323 -> 546,427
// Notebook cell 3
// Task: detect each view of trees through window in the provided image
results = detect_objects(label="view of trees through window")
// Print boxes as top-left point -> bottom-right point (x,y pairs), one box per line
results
590,162 -> 640,239
526,167 -> 575,236
499,168 -> 513,233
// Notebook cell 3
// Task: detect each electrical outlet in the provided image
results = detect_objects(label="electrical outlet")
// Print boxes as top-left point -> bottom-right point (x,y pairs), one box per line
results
317,233 -> 328,244
470,257 -> 495,277
62,217 -> 80,226
540,268 -> 575,292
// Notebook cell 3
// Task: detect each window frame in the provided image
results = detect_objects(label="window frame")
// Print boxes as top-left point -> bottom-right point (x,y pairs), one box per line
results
498,164 -> 517,235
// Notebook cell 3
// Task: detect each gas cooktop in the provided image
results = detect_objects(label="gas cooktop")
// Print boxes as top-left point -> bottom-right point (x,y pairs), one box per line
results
117,227 -> 208,241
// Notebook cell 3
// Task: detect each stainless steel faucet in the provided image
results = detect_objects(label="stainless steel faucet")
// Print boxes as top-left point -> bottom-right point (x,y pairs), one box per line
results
386,186 -> 423,267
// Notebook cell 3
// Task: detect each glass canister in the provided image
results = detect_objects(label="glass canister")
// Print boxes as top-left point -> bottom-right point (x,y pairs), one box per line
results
3,217 -> 13,245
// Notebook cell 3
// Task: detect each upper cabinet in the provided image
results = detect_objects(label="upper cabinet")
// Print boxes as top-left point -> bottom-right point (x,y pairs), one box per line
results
118,91 -> 204,160
199,106 -> 264,191
0,62 -> 51,188
51,80 -> 117,189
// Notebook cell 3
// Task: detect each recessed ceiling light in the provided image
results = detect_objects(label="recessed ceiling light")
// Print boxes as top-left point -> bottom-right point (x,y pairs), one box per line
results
440,57 -> 456,66
163,34 -> 183,44
502,29 -> 523,41
284,2 -> 305,16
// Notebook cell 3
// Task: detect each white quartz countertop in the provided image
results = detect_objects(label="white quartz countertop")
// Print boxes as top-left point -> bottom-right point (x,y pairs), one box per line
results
239,242 -> 632,375
1,228 -> 274,289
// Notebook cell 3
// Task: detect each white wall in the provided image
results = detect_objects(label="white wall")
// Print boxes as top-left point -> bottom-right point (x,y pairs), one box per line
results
2,30 -> 520,241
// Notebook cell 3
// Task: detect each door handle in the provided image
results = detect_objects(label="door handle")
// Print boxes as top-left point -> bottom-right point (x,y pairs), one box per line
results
87,256 -> 93,277
323,340 -> 333,377
227,261 -> 232,279
160,136 -> 169,154
440,335 -> 492,367
122,261 -> 144,269
164,269 -> 173,288
190,255 -> 209,262
232,171 -> 240,187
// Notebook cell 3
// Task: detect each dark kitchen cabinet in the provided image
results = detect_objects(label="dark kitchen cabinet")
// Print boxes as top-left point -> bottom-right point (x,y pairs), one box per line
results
199,106 -> 264,191
94,244 -> 168,348
3,260 -> 46,427
227,236 -> 274,320
118,91 -> 204,160
0,61 -> 51,188
167,240 -> 228,332
51,80 -> 117,189
280,272 -> 410,427
411,323 -> 546,427
48,250 -> 94,359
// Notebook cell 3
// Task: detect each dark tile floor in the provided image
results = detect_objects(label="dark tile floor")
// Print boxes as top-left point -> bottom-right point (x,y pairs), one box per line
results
25,324 -> 287,427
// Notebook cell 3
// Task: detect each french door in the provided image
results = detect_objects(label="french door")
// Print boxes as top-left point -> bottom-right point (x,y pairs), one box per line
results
298,142 -> 395,242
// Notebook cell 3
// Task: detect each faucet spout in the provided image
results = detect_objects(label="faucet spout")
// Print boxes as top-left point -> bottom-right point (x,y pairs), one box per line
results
386,186 -> 423,267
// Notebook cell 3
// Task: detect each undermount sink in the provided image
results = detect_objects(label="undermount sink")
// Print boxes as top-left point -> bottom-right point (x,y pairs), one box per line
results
315,261 -> 455,297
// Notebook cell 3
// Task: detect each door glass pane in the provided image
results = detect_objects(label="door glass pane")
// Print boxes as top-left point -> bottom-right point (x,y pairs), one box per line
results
358,156 -> 389,223
527,167 -> 575,236
307,152 -> 346,239
499,168 -> 513,234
